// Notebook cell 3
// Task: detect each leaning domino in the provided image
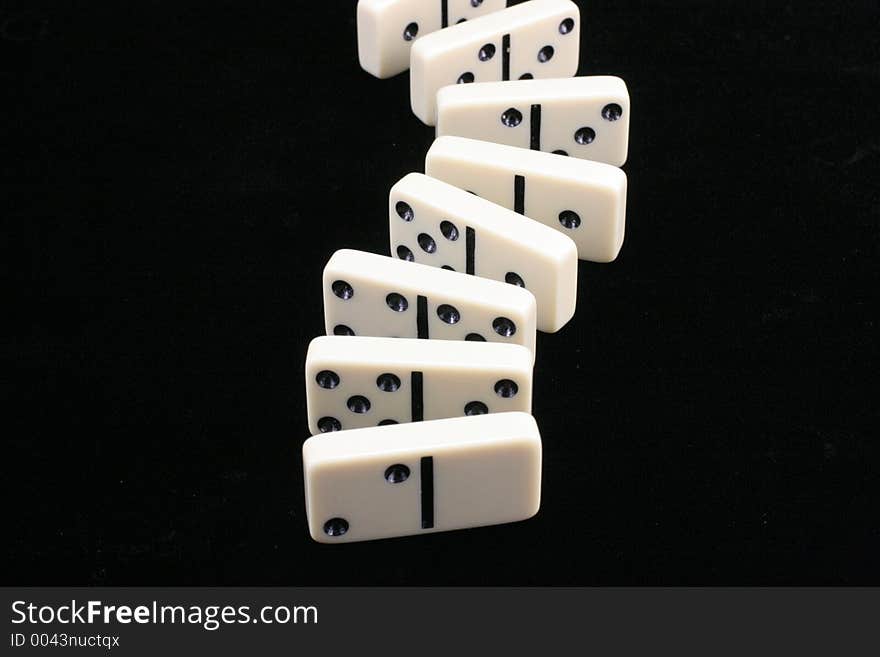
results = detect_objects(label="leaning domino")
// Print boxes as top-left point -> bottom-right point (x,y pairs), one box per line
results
426,136 -> 627,262
357,0 -> 508,79
322,249 -> 537,357
389,173 -> 577,332
410,0 -> 580,125
305,336 -> 532,434
437,76 -> 631,166
302,411 -> 542,543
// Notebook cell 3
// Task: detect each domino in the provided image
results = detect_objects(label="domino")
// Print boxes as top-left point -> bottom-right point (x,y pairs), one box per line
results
305,336 -> 533,434
357,0 -> 508,79
425,136 -> 628,262
410,0 -> 580,125
302,411 -> 542,543
389,173 -> 578,332
323,249 -> 538,357
436,76 -> 631,167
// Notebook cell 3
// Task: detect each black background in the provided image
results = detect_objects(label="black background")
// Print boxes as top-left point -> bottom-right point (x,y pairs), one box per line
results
5,1 -> 879,584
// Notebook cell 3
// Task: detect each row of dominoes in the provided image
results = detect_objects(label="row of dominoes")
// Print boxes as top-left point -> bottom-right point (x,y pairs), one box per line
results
301,0 -> 630,543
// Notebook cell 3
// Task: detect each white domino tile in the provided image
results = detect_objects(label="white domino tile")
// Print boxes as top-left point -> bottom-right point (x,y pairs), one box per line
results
357,0 -> 507,79
323,249 -> 538,358
306,335 -> 533,434
302,411 -> 542,543
437,76 -> 631,166
425,136 -> 628,262
389,173 -> 578,332
410,0 -> 581,125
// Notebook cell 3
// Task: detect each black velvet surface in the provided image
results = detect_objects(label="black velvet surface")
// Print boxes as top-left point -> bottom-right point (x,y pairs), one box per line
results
5,1 -> 879,584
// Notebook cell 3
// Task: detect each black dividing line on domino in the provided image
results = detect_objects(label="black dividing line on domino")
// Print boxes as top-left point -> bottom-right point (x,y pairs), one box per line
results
411,371 -> 424,422
441,0 -> 448,28
420,456 -> 434,529
530,104 -> 541,151
466,227 -> 476,275
514,175 -> 525,214
417,295 -> 429,339
502,34 -> 510,81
